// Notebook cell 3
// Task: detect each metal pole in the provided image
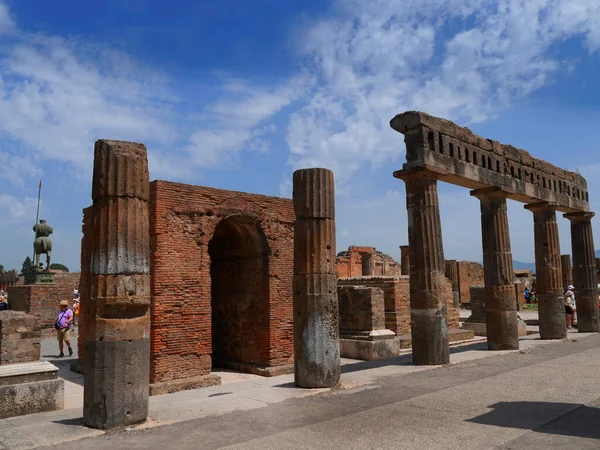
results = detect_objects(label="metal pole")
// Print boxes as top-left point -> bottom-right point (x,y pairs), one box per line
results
32,180 -> 41,263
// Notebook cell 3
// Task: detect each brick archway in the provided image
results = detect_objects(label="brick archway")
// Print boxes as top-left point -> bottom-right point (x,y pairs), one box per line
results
208,215 -> 270,368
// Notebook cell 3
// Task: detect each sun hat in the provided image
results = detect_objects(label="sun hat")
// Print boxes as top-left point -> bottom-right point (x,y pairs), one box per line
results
59,300 -> 69,306
568,285 -> 575,290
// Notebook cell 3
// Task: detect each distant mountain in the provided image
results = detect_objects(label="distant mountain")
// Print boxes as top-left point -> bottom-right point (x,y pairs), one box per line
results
513,260 -> 536,272
596,250 -> 600,258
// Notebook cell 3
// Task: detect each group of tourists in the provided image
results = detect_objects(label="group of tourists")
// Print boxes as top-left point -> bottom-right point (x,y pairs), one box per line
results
53,288 -> 80,358
525,284 -> 583,330
523,287 -> 536,304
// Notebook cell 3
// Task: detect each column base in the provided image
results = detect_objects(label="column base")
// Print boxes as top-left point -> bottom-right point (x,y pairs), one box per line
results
411,309 -> 449,365
538,293 -> 567,340
486,310 -> 520,350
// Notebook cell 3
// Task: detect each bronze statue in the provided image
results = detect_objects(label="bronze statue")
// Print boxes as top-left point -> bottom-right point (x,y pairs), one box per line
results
33,219 -> 53,270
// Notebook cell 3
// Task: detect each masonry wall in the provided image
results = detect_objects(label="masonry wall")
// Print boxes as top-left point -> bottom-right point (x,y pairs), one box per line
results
338,276 -> 459,335
337,246 -> 401,278
457,261 -> 485,304
149,181 -> 295,384
7,285 -> 73,337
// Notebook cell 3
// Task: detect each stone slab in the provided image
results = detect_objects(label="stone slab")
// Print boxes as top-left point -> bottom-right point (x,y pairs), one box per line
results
215,360 -> 294,378
150,374 -> 221,396
0,360 -> 58,386
463,320 -> 528,337
0,378 -> 64,419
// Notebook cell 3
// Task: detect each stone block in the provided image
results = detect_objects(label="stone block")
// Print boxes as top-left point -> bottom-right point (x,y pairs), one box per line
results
0,311 -> 42,365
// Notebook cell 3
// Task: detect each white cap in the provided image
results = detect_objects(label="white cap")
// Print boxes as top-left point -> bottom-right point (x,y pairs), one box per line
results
567,285 -> 574,290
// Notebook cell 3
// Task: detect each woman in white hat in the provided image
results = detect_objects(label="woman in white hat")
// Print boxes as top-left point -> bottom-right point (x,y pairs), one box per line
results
565,290 -> 576,330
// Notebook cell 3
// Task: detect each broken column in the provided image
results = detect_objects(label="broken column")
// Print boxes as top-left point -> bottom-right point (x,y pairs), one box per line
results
362,253 -> 375,276
444,260 -> 460,308
83,140 -> 151,429
524,202 -> 566,339
400,245 -> 410,276
564,212 -> 599,332
472,188 -> 519,350
561,255 -> 573,292
292,168 -> 340,388
395,168 -> 449,365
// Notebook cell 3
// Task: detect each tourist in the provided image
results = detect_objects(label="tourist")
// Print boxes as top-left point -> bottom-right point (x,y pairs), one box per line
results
567,284 -> 577,326
529,290 -> 536,304
565,290 -> 575,330
0,292 -> 7,311
524,287 -> 531,304
72,292 -> 80,326
55,300 -> 73,357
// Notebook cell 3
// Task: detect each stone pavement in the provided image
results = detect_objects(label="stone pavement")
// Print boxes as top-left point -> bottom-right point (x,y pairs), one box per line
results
0,327 -> 596,449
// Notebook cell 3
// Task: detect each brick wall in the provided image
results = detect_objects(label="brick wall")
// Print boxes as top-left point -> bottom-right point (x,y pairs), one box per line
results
0,311 -> 41,365
149,181 -> 295,384
338,276 -> 459,335
457,261 -> 485,304
53,272 -> 80,291
7,285 -> 73,336
337,247 -> 401,278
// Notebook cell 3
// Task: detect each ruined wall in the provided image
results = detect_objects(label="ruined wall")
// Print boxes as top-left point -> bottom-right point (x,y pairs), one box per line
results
336,246 -> 401,278
52,272 -> 80,291
338,276 -> 459,335
337,286 -> 386,334
457,261 -> 485,304
149,181 -> 295,384
391,111 -> 589,213
7,285 -> 73,336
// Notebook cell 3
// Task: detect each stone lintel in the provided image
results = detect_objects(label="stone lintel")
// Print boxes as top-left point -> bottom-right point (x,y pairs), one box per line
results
564,211 -> 596,223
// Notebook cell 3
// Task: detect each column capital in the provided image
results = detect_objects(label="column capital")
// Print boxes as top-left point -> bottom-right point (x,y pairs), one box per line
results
524,201 -> 560,213
563,211 -> 595,223
393,165 -> 446,181
470,186 -> 515,200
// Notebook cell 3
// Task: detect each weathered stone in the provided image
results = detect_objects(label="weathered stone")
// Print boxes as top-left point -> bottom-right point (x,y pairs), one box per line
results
561,254 -> 573,292
292,168 -> 340,388
362,253 -> 376,276
394,168 -> 449,365
525,202 -> 566,339
83,139 -> 150,429
0,311 -> 41,365
564,212 -> 600,332
337,286 -> 389,336
444,260 -> 460,308
400,245 -> 410,276
471,188 -> 519,350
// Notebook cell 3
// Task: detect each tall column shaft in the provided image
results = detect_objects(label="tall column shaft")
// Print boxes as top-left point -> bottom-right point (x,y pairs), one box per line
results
293,168 -> 340,388
561,255 -> 573,291
525,202 -> 566,339
444,260 -> 460,308
400,245 -> 410,276
472,189 -> 518,350
397,169 -> 449,365
83,140 -> 151,429
565,212 -> 599,332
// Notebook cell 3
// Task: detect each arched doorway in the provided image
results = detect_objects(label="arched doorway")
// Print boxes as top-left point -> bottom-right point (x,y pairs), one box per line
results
208,215 -> 270,369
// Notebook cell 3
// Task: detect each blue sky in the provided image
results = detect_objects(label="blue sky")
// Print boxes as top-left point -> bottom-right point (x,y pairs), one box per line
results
1,0 -> 600,272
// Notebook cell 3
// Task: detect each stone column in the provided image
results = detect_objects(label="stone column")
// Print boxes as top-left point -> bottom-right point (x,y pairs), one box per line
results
561,255 -> 573,291
524,202 -> 566,339
400,245 -> 410,276
292,168 -> 340,388
471,188 -> 518,350
564,212 -> 599,332
83,140 -> 151,429
444,260 -> 460,308
395,168 -> 448,365
362,253 -> 375,276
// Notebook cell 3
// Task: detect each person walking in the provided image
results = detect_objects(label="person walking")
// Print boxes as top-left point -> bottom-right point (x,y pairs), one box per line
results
565,290 -> 576,330
567,284 -> 577,326
55,300 -> 73,357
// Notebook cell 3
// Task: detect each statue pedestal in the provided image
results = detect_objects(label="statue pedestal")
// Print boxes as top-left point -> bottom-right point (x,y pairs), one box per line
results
7,284 -> 73,337
23,268 -> 55,285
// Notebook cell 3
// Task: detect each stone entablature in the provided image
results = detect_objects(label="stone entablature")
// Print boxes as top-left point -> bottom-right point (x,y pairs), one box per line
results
391,111 -> 589,213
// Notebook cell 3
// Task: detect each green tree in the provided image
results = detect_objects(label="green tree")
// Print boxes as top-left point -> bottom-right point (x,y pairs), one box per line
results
49,263 -> 69,272
0,264 -> 4,273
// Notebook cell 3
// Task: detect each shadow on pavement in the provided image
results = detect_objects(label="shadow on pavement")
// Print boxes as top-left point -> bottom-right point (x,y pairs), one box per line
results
52,417 -> 84,426
468,401 -> 600,440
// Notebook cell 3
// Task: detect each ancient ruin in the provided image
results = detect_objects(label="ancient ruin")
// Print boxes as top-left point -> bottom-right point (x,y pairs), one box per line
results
81,140 -> 151,429
391,111 -> 598,361
292,168 -> 340,388
336,246 -> 400,277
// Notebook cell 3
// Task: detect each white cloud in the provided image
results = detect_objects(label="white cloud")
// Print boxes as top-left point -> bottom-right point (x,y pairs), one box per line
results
185,77 -> 310,167
0,0 -> 14,34
286,0 -> 600,184
0,194 -> 37,222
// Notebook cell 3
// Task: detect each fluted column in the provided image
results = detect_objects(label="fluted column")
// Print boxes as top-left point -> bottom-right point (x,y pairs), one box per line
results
561,255 -> 573,292
524,202 -> 566,339
395,168 -> 448,365
472,188 -> 518,350
564,212 -> 599,332
400,245 -> 410,276
84,140 -> 151,429
444,260 -> 460,308
293,168 -> 340,388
